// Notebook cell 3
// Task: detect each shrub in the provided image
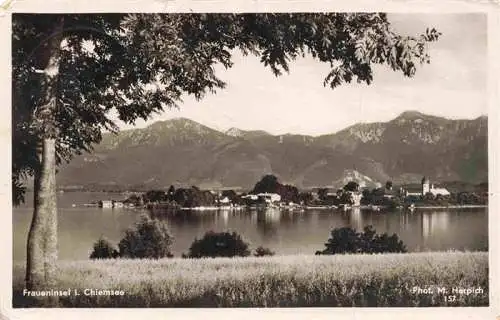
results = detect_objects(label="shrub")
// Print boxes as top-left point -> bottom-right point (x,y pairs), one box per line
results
317,226 -> 407,255
89,236 -> 119,259
118,214 -> 174,259
254,246 -> 275,257
185,231 -> 251,258
142,190 -> 167,203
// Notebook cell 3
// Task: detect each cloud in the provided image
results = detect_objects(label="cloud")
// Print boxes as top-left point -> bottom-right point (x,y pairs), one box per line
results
112,13 -> 487,135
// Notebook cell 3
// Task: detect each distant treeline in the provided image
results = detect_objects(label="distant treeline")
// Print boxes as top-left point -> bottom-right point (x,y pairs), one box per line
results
57,179 -> 488,194
121,175 -> 365,208
116,176 -> 487,209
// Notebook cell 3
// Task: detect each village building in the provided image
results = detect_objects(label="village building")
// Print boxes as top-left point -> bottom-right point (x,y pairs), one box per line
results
381,183 -> 396,199
400,176 -> 450,197
217,196 -> 231,205
98,200 -> 113,208
383,189 -> 398,199
257,193 -> 281,203
350,192 -> 362,206
241,194 -> 259,201
240,193 -> 281,203
98,200 -> 126,208
113,201 -> 124,208
422,177 -> 450,196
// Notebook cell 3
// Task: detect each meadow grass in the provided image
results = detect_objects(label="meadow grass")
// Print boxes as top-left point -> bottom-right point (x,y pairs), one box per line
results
13,251 -> 488,307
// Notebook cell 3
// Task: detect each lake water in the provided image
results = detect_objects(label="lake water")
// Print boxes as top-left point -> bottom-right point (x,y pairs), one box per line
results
13,192 -> 488,261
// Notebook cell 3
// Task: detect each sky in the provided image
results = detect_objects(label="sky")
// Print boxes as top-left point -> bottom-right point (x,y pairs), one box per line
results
113,13 -> 487,136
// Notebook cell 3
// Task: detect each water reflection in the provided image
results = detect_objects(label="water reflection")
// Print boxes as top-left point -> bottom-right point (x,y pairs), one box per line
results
13,202 -> 489,260
122,207 -> 484,254
421,211 -> 450,240
255,208 -> 279,239
399,211 -> 411,230
150,209 -> 219,228
349,207 -> 363,231
280,210 -> 304,226
219,210 -> 229,226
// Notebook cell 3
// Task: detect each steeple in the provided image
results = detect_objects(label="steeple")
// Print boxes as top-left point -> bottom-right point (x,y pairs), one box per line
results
421,176 -> 430,195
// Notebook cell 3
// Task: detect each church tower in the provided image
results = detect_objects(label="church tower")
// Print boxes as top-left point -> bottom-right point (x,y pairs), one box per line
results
421,176 -> 430,195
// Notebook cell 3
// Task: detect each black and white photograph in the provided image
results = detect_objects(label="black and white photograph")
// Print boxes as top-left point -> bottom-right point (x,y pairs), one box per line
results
4,1 -> 499,317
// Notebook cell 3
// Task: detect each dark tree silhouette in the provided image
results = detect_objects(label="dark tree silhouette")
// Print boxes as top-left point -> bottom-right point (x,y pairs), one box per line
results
386,181 -> 393,190
143,190 -> 167,203
317,188 -> 329,201
343,181 -> 360,192
118,214 -> 174,259
185,231 -> 251,258
221,190 -> 238,202
254,246 -> 275,257
298,192 -> 314,205
167,185 -> 176,201
89,236 -> 119,259
252,174 -> 280,194
317,226 -> 407,255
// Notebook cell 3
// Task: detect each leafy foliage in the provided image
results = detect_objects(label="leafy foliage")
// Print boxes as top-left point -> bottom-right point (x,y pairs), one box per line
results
12,13 -> 440,205
252,174 -> 300,203
142,190 -> 167,203
185,231 -> 251,258
221,190 -> 240,204
123,194 -> 143,206
118,214 -> 174,259
343,181 -> 360,192
252,174 -> 280,194
317,188 -> 329,201
404,191 -> 487,206
89,236 -> 119,259
173,186 -> 216,207
277,184 -> 300,204
317,226 -> 407,255
385,180 -> 393,190
298,192 -> 314,205
254,246 -> 275,257
360,187 -> 402,208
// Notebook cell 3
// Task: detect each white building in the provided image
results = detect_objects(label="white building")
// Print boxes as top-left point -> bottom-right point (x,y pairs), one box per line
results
350,192 -> 362,206
241,194 -> 259,201
257,193 -> 281,203
113,201 -> 124,208
241,193 -> 281,203
422,177 -> 450,196
402,177 -> 450,197
428,186 -> 450,196
99,200 -> 113,208
218,197 -> 231,204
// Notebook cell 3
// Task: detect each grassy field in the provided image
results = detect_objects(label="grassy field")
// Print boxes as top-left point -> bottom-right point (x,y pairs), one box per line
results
13,251 -> 488,307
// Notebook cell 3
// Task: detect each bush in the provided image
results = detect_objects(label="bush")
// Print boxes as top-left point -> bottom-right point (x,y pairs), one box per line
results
142,190 -> 167,203
185,231 -> 251,258
118,214 -> 174,259
317,226 -> 407,255
254,246 -> 275,257
89,236 -> 119,259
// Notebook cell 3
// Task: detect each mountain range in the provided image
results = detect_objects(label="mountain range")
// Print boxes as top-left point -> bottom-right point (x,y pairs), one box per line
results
57,111 -> 488,191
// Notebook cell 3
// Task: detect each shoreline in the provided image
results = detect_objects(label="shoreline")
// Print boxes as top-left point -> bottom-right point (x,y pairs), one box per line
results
409,205 -> 487,209
143,204 -> 489,211
81,203 -> 488,211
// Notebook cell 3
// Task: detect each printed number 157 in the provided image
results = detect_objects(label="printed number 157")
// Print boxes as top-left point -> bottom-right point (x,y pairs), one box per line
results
444,295 -> 456,303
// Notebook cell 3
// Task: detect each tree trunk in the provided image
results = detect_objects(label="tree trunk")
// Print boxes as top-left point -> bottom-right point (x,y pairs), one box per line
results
25,16 -> 64,307
26,138 -> 58,304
